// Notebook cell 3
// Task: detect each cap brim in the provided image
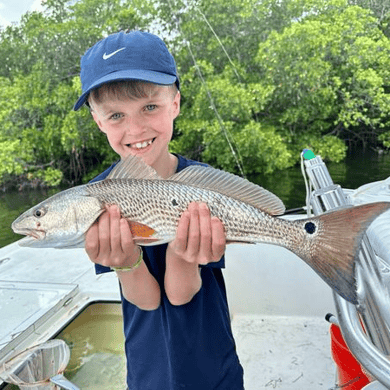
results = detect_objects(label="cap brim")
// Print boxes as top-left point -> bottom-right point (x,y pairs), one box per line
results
73,69 -> 177,110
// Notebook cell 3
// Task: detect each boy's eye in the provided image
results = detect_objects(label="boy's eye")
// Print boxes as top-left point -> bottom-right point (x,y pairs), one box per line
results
145,104 -> 157,111
110,113 -> 123,120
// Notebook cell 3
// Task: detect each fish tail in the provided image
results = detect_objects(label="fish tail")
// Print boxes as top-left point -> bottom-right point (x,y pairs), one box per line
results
296,202 -> 390,304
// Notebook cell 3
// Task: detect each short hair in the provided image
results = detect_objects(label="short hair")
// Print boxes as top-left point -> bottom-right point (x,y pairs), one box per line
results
87,80 -> 178,110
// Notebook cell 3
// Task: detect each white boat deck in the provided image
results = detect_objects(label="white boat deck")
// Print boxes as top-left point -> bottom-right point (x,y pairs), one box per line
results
0,235 -> 338,389
233,315 -> 334,389
225,243 -> 336,389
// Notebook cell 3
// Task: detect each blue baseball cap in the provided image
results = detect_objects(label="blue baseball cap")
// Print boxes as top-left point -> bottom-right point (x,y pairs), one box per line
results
74,31 -> 179,110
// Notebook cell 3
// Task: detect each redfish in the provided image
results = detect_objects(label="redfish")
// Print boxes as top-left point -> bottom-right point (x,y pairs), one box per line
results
12,155 -> 390,304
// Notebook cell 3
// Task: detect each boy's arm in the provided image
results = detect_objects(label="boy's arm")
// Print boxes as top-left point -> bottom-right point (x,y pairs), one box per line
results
165,202 -> 226,306
85,205 -> 161,311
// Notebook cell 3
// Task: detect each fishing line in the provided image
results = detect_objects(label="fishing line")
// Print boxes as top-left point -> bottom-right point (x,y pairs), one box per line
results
185,42 -> 246,178
165,0 -> 246,178
195,7 -> 243,83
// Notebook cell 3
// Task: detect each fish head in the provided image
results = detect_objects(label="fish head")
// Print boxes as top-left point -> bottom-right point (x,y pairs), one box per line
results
11,186 -> 103,248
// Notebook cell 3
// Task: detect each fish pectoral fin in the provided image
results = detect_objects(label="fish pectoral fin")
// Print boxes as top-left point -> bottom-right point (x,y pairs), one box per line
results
128,220 -> 156,238
127,221 -> 172,246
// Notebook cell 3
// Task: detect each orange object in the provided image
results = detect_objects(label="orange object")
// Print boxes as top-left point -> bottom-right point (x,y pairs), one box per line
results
330,324 -> 371,389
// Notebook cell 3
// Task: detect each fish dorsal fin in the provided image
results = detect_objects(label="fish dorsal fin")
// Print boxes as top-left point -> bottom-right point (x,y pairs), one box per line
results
107,155 -> 162,180
170,165 -> 285,215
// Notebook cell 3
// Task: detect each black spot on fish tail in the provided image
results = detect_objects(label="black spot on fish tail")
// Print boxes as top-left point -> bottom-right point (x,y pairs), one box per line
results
304,221 -> 316,234
296,202 -> 390,304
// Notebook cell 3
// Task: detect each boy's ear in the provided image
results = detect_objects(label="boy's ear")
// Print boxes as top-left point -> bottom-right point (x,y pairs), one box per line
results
91,110 -> 107,134
173,91 -> 181,119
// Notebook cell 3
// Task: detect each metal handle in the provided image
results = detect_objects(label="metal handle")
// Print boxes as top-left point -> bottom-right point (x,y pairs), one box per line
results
50,374 -> 80,390
334,294 -> 390,387
304,154 -> 390,388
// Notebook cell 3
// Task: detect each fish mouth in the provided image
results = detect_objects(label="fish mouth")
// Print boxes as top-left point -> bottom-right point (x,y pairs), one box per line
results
126,138 -> 155,150
13,227 -> 46,241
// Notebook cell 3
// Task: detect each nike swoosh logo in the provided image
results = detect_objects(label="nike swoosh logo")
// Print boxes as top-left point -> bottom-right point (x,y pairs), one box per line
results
103,47 -> 126,60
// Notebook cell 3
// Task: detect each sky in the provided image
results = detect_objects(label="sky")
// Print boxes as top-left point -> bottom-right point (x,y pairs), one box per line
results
0,0 -> 43,27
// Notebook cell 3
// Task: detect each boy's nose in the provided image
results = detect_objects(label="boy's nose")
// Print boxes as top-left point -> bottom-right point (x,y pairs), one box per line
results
125,116 -> 145,135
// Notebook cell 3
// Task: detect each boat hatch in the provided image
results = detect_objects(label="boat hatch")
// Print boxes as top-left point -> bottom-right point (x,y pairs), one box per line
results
0,281 -> 78,362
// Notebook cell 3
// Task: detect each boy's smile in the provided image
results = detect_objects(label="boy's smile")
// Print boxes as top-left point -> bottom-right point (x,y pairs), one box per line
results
90,86 -> 180,177
129,138 -> 155,150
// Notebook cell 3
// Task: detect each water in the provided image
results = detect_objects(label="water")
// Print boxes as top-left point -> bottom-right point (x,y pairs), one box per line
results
250,149 -> 390,212
3,303 -> 126,390
56,303 -> 126,390
2,150 -> 390,248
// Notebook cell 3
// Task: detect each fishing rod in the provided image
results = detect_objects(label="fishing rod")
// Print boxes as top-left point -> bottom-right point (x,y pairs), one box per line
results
165,0 -> 246,179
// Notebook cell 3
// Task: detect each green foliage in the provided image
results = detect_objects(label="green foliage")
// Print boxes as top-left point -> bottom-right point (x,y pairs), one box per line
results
294,135 -> 347,162
349,0 -> 390,38
255,2 -> 390,137
212,121 -> 294,174
379,131 -> 390,148
169,0 -> 389,172
0,139 -> 30,177
0,0 -> 145,188
171,60 -> 293,175
0,0 -> 389,188
35,167 -> 63,187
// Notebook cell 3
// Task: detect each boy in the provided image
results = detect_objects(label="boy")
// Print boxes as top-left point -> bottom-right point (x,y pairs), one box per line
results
74,30 -> 244,390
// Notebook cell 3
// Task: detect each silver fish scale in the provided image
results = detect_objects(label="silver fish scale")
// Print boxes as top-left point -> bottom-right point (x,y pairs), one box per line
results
86,178 -> 301,247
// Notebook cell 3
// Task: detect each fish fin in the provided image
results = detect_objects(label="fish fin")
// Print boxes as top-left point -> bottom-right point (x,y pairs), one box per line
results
127,221 -> 172,246
170,165 -> 285,216
128,221 -> 156,238
296,202 -> 390,304
107,155 -> 162,180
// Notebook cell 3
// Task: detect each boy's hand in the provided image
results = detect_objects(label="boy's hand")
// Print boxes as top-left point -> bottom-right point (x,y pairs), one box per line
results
165,202 -> 225,305
85,205 -> 140,268
85,205 -> 161,310
168,202 -> 226,265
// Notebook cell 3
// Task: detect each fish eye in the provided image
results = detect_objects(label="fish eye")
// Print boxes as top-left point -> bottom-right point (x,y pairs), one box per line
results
34,208 -> 46,218
304,221 -> 316,234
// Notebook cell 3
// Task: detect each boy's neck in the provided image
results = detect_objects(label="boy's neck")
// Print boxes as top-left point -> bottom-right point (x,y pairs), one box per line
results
157,153 -> 178,179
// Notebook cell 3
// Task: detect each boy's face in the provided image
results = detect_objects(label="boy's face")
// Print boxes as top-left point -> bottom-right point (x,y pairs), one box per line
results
90,86 -> 180,171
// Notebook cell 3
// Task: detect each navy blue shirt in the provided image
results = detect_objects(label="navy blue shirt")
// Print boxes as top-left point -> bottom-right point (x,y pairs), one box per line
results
92,155 -> 244,390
